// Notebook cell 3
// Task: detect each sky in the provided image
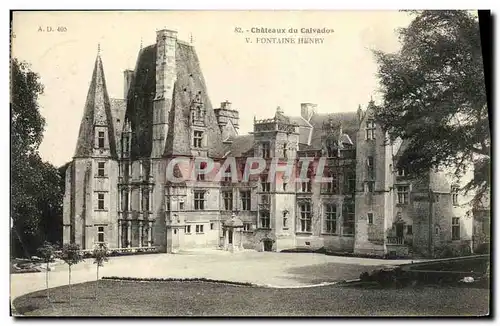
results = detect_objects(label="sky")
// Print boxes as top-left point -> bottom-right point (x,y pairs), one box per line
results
12,11 -> 413,167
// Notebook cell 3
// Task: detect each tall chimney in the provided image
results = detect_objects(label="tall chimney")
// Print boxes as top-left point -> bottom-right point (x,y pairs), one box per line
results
300,103 -> 317,122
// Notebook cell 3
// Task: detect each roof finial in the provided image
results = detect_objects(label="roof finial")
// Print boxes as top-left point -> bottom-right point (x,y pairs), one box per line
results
276,106 -> 284,115
97,43 -> 101,56
140,37 -> 143,51
190,33 -> 193,44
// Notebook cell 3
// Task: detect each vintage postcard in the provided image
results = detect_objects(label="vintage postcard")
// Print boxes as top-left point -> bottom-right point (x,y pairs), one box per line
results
10,10 -> 491,317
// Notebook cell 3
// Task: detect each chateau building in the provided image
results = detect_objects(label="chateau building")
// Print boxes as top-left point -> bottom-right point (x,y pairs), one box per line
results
63,28 -> 477,257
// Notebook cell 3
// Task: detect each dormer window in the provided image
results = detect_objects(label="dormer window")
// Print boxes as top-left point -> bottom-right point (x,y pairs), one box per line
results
122,134 -> 130,154
193,131 -> 203,148
327,147 -> 337,158
98,131 -> 105,148
262,142 -> 270,159
397,167 -> 405,176
326,139 -> 337,158
366,120 -> 375,140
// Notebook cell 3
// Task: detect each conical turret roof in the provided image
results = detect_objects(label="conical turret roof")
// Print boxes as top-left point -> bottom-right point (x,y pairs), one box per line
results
74,49 -> 117,158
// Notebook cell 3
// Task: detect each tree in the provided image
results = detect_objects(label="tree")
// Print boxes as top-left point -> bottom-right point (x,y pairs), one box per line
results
92,244 -> 110,299
37,241 -> 58,301
60,243 -> 83,306
10,58 -> 64,257
373,10 -> 490,206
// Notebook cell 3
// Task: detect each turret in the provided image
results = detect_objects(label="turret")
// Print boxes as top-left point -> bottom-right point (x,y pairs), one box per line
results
214,100 -> 239,140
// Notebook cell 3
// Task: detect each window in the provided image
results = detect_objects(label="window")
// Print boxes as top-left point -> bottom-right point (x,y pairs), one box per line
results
407,225 -> 413,235
261,175 -> 270,192
283,215 -> 288,228
121,189 -> 129,211
452,217 -> 460,240
241,191 -> 251,211
365,181 -> 375,193
283,143 -> 288,159
367,156 -> 374,177
325,173 -> 338,194
166,200 -> 170,212
243,223 -> 252,232
452,186 -> 459,206
222,191 -> 233,211
397,186 -> 409,204
300,168 -> 313,192
299,202 -> 312,232
179,202 -> 185,210
366,120 -> 375,140
194,191 -> 205,210
342,201 -> 355,235
301,181 -> 311,192
193,130 -> 203,148
98,131 -> 105,148
123,162 -> 130,178
324,204 -> 337,234
367,212 -> 373,224
210,223 -> 214,230
397,167 -> 405,177
185,225 -> 191,234
144,160 -> 151,179
344,172 -> 356,193
327,144 -> 337,158
97,193 -> 105,210
260,211 -> 270,228
141,188 -> 150,212
196,162 -> 206,181
97,162 -> 105,177
97,226 -> 105,243
262,142 -> 270,158
122,135 -> 130,153
223,166 -> 232,182
196,225 -> 204,233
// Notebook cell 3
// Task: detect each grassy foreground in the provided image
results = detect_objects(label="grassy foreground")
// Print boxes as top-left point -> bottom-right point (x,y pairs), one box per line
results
13,279 -> 489,317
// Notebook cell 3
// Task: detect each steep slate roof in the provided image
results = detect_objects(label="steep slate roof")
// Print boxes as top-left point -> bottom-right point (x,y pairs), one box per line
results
165,43 -> 224,157
125,45 -> 156,159
225,134 -> 255,157
306,112 -> 359,150
110,98 -> 126,154
74,54 -> 117,158
289,115 -> 312,128
126,41 -> 225,159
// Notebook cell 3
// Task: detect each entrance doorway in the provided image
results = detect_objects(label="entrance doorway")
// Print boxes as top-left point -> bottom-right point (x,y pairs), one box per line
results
396,223 -> 404,238
228,230 -> 233,244
263,239 -> 273,252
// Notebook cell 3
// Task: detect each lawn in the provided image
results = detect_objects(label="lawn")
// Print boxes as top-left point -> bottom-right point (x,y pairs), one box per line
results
13,279 -> 489,317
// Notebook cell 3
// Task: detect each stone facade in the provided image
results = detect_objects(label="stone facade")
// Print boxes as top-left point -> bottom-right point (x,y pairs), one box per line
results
63,28 -> 478,257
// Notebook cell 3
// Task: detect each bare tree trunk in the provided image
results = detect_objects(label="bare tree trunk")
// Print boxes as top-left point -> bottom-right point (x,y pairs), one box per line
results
68,265 -> 72,306
46,262 -> 50,300
95,265 -> 99,299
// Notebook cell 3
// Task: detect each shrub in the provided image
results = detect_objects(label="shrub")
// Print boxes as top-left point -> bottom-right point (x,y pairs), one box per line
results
475,243 -> 490,255
434,243 -> 472,258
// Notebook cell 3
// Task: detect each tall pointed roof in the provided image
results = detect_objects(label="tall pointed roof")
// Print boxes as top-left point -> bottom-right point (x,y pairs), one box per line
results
74,49 -> 117,158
